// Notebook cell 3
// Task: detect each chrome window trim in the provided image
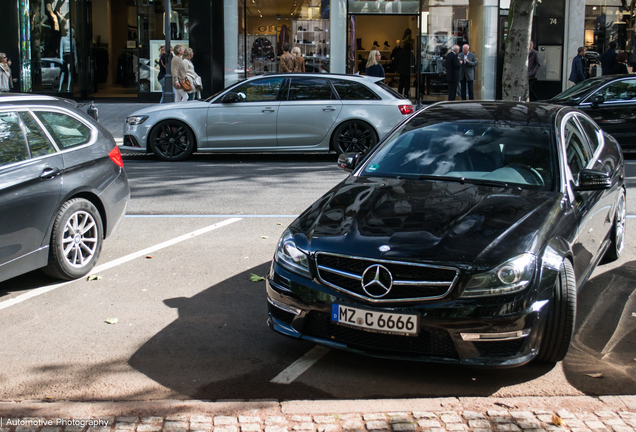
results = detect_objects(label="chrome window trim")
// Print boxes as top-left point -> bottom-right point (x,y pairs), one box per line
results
581,77 -> 636,105
315,251 -> 460,303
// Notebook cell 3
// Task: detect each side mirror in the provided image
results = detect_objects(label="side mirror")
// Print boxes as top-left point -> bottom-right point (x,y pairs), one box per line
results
575,169 -> 612,191
590,94 -> 604,107
222,92 -> 243,103
337,152 -> 361,172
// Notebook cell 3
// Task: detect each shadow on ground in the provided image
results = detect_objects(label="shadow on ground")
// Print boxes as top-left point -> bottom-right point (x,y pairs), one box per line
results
562,259 -> 636,394
129,263 -> 556,401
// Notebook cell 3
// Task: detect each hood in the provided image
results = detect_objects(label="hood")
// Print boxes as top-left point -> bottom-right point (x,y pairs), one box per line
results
291,176 -> 563,267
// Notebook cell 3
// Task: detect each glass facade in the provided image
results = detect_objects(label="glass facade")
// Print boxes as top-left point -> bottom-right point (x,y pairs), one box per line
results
585,0 -> 634,75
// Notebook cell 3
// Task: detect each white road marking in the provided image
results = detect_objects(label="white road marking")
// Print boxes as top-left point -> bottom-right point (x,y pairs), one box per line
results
0,218 -> 241,311
270,345 -> 331,384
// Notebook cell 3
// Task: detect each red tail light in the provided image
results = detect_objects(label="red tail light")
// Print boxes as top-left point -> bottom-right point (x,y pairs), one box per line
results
109,146 -> 124,167
398,104 -> 414,115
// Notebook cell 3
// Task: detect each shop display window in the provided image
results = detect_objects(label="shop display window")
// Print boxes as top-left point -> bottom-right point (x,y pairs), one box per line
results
348,0 -> 419,14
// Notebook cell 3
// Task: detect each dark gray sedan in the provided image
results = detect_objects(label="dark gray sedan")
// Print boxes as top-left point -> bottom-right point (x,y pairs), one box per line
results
0,94 -> 130,282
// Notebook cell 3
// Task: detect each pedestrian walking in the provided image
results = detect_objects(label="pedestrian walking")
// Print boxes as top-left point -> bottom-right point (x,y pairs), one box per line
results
0,53 -> 11,92
158,45 -> 173,103
528,41 -> 541,101
183,48 -> 202,100
446,45 -> 461,100
291,46 -> 305,73
279,43 -> 295,73
615,52 -> 629,74
459,44 -> 477,100
171,45 -> 190,103
365,49 -> 385,77
396,42 -> 414,98
568,47 -> 586,85
600,41 -> 617,75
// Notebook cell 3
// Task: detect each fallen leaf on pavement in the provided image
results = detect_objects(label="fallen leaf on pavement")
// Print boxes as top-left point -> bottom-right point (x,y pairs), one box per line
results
250,273 -> 266,282
277,222 -> 282,225
261,236 -> 269,239
551,414 -> 566,427
105,318 -> 119,324
495,402 -> 515,409
145,255 -> 153,259
584,373 -> 603,378
87,275 -> 102,281
631,312 -> 636,318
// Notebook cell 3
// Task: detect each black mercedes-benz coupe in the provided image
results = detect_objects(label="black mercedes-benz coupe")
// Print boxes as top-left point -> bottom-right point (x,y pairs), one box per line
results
266,101 -> 626,367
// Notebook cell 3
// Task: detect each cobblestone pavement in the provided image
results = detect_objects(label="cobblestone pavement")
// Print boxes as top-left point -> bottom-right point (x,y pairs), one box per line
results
1,398 -> 635,432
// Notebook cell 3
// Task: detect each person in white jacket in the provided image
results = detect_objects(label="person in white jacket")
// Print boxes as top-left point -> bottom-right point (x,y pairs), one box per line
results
183,48 -> 202,100
0,53 -> 11,92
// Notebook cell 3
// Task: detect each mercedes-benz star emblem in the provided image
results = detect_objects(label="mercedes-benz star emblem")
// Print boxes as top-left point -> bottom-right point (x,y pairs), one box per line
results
361,264 -> 393,298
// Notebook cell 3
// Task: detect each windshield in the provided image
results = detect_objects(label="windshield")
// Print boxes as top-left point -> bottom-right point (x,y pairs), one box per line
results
549,78 -> 605,103
204,79 -> 247,102
359,119 -> 556,191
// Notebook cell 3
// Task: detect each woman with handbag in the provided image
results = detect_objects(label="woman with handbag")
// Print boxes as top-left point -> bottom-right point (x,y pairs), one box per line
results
171,45 -> 190,102
183,48 -> 202,100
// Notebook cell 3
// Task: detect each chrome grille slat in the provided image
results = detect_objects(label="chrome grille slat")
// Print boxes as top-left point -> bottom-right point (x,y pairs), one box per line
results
315,252 -> 459,303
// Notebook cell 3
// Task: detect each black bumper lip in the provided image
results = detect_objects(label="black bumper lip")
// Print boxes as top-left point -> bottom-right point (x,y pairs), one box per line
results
267,260 -> 549,367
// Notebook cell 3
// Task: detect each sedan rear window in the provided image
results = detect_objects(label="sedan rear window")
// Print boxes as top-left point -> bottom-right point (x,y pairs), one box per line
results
361,121 -> 555,190
33,111 -> 92,149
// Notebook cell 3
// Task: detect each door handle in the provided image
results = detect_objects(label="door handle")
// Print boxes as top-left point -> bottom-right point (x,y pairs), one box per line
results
262,108 -> 276,113
40,167 -> 62,179
323,107 -> 336,111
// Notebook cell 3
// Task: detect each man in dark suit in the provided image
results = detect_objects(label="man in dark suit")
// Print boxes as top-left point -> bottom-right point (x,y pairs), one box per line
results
569,46 -> 586,85
600,41 -> 617,75
458,44 -> 477,100
446,45 -> 461,100
527,41 -> 541,101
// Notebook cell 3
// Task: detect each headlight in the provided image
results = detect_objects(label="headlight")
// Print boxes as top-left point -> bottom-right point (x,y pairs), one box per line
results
275,229 -> 310,278
126,115 -> 148,125
461,254 -> 536,298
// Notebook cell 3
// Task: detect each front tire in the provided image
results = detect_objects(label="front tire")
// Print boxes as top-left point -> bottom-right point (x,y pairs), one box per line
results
44,198 -> 104,280
536,259 -> 576,363
603,188 -> 626,262
332,121 -> 378,155
149,120 -> 195,161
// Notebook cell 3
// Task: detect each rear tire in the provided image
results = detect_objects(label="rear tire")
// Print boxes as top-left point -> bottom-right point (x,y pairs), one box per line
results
536,259 -> 576,363
149,120 -> 195,161
332,121 -> 378,155
44,198 -> 104,280
603,188 -> 626,262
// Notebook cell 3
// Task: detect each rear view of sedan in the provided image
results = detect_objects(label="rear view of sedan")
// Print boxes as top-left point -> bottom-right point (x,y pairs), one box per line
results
122,73 -> 413,161
0,94 -> 130,283
266,101 -> 625,367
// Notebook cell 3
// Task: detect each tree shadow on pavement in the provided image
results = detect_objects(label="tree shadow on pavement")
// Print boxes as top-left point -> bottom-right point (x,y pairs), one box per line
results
129,263 -> 555,401
562,259 -> 636,395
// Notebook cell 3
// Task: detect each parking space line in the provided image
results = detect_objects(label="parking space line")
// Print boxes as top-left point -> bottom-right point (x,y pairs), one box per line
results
270,345 -> 331,385
0,218 -> 241,311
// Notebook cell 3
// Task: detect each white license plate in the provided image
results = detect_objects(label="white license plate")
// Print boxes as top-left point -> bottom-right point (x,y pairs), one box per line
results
331,304 -> 419,336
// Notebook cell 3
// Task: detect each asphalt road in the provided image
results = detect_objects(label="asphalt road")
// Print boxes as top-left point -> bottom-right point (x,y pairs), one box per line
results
0,153 -> 634,402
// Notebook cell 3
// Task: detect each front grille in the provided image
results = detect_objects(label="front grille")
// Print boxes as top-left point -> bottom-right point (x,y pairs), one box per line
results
316,252 -> 459,303
474,339 -> 526,357
303,311 -> 459,359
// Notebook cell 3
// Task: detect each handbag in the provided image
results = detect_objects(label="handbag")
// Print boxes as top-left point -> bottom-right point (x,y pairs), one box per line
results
179,77 -> 192,92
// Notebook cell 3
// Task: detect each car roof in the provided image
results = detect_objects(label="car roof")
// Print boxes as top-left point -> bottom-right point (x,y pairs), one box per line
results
243,72 -> 382,82
419,100 -> 568,124
0,93 -> 78,108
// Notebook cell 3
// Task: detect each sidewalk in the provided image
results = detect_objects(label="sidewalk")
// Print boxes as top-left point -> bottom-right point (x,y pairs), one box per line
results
0,397 -> 635,432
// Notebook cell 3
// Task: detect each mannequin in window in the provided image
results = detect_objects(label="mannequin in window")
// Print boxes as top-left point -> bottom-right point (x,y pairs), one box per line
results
59,28 -> 77,92
46,2 -> 61,56
163,12 -> 181,40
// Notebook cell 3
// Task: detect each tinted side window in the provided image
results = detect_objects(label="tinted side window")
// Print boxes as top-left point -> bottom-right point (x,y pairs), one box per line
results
564,117 -> 593,180
0,112 -> 29,167
331,79 -> 380,100
288,77 -> 334,101
19,112 -> 57,158
596,79 -> 636,101
576,115 -> 602,153
34,111 -> 92,149
232,78 -> 284,102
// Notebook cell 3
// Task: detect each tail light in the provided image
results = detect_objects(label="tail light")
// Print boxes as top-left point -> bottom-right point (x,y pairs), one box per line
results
109,146 -> 124,168
399,105 -> 414,115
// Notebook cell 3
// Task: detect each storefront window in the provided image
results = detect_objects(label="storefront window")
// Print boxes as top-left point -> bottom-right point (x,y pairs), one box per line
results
348,0 -> 419,14
585,0 -> 634,74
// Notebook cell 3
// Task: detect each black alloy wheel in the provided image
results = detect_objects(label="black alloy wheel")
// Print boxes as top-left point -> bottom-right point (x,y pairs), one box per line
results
150,120 -> 195,161
603,188 -> 626,262
332,121 -> 378,155
44,198 -> 104,280
536,259 -> 576,363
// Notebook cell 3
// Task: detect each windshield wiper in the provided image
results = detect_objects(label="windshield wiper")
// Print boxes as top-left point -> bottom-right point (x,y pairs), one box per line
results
418,174 -> 511,188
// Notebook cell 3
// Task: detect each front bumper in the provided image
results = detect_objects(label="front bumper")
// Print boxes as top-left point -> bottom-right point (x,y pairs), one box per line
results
266,260 -> 551,367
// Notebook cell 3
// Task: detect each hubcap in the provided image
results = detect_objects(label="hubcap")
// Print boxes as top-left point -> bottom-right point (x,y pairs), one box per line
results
616,192 -> 626,254
62,210 -> 99,268
155,124 -> 189,158
338,123 -> 373,153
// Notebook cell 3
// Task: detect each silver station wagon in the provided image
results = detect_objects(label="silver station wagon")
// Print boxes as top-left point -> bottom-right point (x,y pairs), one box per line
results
122,73 -> 414,161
